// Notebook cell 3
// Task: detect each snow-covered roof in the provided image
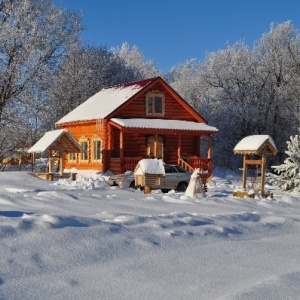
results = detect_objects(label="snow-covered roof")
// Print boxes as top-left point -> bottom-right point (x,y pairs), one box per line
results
28,129 -> 81,153
111,118 -> 218,132
134,159 -> 165,175
56,78 -> 155,125
234,135 -> 277,155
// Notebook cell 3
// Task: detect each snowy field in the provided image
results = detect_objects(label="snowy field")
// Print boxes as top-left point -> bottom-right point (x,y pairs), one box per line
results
0,167 -> 300,300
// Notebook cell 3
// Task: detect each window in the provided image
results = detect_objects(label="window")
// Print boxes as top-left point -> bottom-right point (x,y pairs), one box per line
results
164,165 -> 176,173
79,137 -> 89,161
92,135 -> 102,161
146,91 -> 165,116
69,152 -> 77,162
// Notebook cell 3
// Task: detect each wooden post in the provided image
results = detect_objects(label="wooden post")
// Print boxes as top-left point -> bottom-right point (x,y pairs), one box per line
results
144,186 -> 151,194
207,135 -> 212,159
48,150 -> 53,173
31,153 -> 35,172
260,154 -> 266,196
59,150 -> 64,177
177,134 -> 181,162
154,134 -> 158,157
120,130 -> 124,159
242,155 -> 248,189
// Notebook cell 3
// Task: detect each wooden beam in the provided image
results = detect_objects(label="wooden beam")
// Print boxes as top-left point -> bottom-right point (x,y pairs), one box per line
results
260,155 -> 266,196
120,130 -> 124,159
154,134 -> 158,157
177,134 -> 181,158
242,155 -> 248,189
48,150 -> 53,173
207,135 -> 212,159
245,159 -> 262,165
59,152 -> 63,177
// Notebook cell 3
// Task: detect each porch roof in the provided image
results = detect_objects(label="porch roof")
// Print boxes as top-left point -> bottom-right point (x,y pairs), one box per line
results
110,118 -> 218,133
28,129 -> 81,153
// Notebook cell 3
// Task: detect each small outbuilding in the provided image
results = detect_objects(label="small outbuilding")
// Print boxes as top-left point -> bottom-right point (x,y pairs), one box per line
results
28,129 -> 81,179
134,158 -> 165,193
233,135 -> 277,197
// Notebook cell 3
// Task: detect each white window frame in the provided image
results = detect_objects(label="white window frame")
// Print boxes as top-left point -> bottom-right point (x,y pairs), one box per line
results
69,152 -> 77,162
92,135 -> 102,162
79,136 -> 89,162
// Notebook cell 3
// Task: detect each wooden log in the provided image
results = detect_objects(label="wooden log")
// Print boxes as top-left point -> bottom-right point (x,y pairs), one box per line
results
144,186 -> 151,194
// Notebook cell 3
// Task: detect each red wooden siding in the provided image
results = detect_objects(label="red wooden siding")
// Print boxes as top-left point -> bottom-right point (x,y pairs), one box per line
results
114,82 -> 199,121
123,133 -> 147,157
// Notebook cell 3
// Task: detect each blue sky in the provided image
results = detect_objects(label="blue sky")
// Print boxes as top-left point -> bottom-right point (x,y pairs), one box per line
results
55,0 -> 300,72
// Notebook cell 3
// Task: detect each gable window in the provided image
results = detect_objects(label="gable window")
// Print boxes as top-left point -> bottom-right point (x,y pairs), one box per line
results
79,136 -> 89,162
92,135 -> 102,161
146,91 -> 165,116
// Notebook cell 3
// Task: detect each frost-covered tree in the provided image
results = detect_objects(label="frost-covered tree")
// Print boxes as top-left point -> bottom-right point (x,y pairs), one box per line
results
252,21 -> 300,161
168,59 -> 204,112
168,22 -> 300,168
0,0 -> 82,158
113,42 -> 163,79
269,133 -> 300,192
0,0 -> 81,119
42,45 -> 141,130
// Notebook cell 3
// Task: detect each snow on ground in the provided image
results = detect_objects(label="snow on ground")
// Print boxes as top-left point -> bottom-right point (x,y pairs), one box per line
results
0,167 -> 300,300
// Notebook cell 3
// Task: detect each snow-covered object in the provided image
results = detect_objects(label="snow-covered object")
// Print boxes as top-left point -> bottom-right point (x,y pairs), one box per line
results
269,133 -> 300,192
111,118 -> 218,132
134,159 -> 165,175
185,168 -> 200,197
234,135 -> 277,155
28,129 -> 81,153
1,168 -> 300,299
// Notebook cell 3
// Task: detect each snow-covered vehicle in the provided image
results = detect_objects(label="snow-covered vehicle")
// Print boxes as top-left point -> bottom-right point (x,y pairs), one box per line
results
107,164 -> 191,192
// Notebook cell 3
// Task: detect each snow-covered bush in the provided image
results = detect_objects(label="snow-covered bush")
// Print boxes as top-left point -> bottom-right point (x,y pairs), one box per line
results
269,133 -> 300,192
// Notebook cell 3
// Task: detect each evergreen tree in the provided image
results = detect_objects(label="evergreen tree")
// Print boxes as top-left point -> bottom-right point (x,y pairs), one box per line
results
269,133 -> 300,192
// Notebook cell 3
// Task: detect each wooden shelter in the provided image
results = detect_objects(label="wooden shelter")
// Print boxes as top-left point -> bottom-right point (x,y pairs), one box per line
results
28,129 -> 81,179
55,77 -> 218,176
233,135 -> 277,197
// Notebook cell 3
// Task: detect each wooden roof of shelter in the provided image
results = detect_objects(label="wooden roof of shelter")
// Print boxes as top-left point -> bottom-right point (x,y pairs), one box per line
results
28,129 -> 81,154
233,135 -> 277,156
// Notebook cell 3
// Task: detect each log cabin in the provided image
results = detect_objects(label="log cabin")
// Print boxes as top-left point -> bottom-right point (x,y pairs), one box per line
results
55,77 -> 218,176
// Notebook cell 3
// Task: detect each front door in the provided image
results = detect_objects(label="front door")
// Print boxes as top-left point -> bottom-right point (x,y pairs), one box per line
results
147,135 -> 164,159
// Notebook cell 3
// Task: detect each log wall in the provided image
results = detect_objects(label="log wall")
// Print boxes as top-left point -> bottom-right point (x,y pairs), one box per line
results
114,82 -> 198,121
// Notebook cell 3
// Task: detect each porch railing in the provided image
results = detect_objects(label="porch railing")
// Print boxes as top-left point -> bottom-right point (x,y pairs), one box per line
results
118,156 -> 212,178
122,157 -> 143,172
178,156 -> 212,178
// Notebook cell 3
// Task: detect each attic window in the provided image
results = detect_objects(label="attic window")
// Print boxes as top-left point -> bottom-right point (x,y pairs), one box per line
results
146,91 -> 165,116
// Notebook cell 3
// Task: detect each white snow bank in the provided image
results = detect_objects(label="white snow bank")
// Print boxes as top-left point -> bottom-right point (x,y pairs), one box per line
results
1,170 -> 300,300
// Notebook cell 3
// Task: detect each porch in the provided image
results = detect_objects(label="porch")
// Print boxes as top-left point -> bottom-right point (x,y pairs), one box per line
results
107,118 -> 217,177
109,156 -> 213,179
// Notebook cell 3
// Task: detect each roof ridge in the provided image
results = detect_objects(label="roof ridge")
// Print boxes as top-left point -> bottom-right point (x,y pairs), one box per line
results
103,77 -> 160,90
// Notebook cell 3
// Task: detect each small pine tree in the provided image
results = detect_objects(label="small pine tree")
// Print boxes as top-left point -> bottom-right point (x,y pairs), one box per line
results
269,133 -> 300,192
